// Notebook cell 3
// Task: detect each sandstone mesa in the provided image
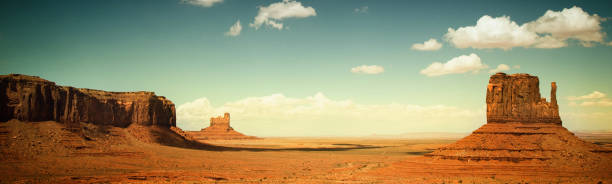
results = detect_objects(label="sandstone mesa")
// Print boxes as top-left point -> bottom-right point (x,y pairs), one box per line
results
0,74 -> 176,128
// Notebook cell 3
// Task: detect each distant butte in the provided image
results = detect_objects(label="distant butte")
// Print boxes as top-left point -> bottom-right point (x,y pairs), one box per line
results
186,113 -> 257,140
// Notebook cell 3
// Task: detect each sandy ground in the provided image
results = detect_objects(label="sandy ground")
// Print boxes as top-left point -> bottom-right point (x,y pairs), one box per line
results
0,120 -> 610,183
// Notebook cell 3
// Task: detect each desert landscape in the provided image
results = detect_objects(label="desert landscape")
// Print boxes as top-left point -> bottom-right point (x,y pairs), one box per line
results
2,119 -> 609,183
1,73 -> 610,183
2,1 -> 612,183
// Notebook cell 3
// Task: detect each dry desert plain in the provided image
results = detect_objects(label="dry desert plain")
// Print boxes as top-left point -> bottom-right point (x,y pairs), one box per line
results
1,120 -> 611,183
1,73 -> 611,183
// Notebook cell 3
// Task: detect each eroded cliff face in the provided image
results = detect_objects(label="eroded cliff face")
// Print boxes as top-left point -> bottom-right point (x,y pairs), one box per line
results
486,73 -> 561,124
0,74 -> 175,127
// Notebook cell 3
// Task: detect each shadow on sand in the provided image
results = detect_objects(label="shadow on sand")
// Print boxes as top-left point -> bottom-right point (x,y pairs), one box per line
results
404,151 -> 434,155
153,128 -> 386,152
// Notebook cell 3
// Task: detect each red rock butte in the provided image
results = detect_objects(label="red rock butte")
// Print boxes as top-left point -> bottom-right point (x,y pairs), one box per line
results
0,74 -> 176,129
375,73 -> 611,178
186,113 -> 257,140
427,73 -> 608,160
486,73 -> 561,124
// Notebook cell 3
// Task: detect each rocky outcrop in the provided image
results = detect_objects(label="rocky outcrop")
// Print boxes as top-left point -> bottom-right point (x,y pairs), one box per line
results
425,73 -> 609,166
486,73 -> 561,124
210,112 -> 231,129
0,74 -> 175,127
187,113 -> 257,140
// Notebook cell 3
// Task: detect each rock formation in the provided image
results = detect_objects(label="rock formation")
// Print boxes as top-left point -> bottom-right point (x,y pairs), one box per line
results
486,73 -> 561,124
186,113 -> 257,140
395,73 -> 612,177
426,73 -> 608,161
0,74 -> 176,128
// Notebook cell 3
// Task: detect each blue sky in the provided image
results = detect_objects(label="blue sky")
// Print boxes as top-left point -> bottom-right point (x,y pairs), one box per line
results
1,0 -> 611,136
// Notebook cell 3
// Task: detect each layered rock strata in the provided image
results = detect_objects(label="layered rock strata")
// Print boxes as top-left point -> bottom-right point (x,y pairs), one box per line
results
425,73 -> 609,163
187,113 -> 256,140
0,74 -> 176,127
487,73 -> 561,124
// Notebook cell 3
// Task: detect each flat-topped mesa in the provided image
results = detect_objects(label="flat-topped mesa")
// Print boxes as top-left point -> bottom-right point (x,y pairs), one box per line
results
486,73 -> 561,124
0,74 -> 176,128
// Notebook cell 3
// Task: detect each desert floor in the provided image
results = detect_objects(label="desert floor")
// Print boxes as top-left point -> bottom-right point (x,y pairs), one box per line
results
0,120 -> 610,183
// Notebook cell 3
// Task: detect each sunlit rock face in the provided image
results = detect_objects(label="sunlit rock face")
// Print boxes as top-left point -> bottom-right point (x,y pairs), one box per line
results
0,74 -> 176,127
486,73 -> 561,125
425,73 -> 608,164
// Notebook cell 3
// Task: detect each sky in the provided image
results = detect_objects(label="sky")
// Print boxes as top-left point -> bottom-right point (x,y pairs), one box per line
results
1,0 -> 611,137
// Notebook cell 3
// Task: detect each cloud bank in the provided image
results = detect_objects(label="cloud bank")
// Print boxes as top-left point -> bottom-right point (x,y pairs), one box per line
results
177,93 -> 484,136
446,6 -> 605,49
250,0 -> 316,30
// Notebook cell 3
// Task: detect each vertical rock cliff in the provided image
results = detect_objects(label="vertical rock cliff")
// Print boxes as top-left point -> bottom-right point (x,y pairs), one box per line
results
0,74 -> 175,127
486,73 -> 561,124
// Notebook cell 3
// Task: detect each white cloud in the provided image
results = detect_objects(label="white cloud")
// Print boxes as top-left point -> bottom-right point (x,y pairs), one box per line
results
411,38 -> 443,51
568,91 -> 612,107
177,93 -> 484,136
607,41 -> 612,46
445,15 -> 538,50
350,65 -> 384,74
527,6 -> 604,44
420,53 -> 487,77
534,35 -> 568,48
488,64 -> 511,73
250,0 -> 316,30
513,65 -> 520,69
579,100 -> 612,107
446,6 -> 606,49
225,20 -> 242,37
182,0 -> 223,7
568,91 -> 606,101
354,6 -> 368,13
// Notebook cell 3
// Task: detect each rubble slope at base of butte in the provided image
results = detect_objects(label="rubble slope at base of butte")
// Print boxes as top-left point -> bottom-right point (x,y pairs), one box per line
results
374,73 -> 611,178
185,113 -> 257,140
0,74 -> 201,159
